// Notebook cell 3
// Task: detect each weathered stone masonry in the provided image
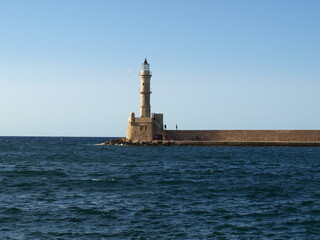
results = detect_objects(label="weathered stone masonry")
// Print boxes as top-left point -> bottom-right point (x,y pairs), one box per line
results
126,60 -> 166,142
164,130 -> 320,142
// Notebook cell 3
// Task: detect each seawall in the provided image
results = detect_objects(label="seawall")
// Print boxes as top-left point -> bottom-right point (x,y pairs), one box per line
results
164,130 -> 320,142
105,129 -> 320,146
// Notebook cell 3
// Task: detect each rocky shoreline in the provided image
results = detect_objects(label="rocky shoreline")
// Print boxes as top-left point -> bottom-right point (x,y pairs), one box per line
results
103,138 -> 320,147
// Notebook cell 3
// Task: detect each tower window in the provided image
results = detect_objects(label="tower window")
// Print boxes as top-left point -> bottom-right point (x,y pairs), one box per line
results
139,125 -> 147,131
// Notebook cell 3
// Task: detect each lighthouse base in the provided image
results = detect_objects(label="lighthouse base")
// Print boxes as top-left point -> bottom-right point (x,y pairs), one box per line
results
126,112 -> 164,142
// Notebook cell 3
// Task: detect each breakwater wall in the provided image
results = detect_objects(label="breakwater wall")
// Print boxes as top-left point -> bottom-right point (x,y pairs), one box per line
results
164,130 -> 320,142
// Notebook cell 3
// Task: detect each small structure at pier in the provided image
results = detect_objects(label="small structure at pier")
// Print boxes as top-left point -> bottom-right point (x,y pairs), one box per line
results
126,59 -> 168,142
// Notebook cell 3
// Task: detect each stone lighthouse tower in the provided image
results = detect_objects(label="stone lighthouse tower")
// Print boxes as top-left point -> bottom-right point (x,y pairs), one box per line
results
126,59 -> 164,142
140,59 -> 152,117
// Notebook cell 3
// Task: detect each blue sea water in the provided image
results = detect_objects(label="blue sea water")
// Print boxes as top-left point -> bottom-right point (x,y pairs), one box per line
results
1,137 -> 320,239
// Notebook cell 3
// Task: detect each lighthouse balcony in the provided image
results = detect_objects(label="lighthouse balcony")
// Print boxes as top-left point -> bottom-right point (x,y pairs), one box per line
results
134,117 -> 153,123
140,91 -> 152,94
140,70 -> 152,75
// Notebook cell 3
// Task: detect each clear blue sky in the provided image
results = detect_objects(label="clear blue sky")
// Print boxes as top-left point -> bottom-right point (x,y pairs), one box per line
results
1,0 -> 320,137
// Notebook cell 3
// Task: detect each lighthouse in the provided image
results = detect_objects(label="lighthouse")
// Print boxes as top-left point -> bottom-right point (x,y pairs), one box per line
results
140,59 -> 152,117
126,59 -> 165,142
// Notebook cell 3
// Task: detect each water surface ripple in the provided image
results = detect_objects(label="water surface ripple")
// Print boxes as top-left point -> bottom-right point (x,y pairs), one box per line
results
1,137 -> 320,239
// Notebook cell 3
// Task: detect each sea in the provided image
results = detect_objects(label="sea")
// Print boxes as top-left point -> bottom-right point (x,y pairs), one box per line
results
1,136 -> 320,239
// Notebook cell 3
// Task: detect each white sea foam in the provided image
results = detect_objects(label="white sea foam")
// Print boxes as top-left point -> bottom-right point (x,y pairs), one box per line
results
93,143 -> 105,146
91,178 -> 115,182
